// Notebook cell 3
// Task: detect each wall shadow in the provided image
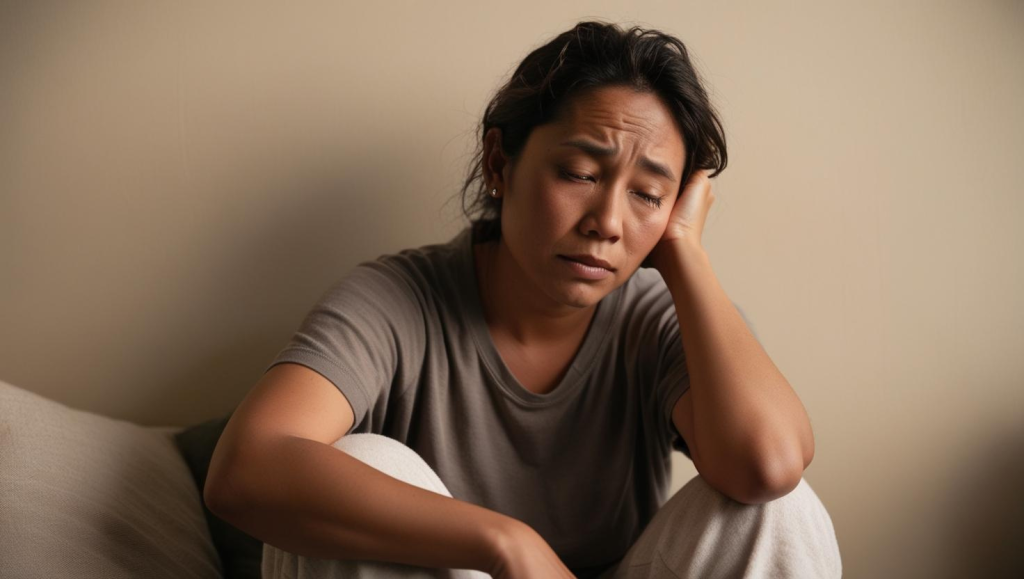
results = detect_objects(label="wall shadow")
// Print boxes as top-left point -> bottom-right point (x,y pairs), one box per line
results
944,422 -> 1024,577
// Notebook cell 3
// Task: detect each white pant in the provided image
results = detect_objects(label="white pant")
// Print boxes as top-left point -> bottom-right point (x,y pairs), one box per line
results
262,433 -> 842,578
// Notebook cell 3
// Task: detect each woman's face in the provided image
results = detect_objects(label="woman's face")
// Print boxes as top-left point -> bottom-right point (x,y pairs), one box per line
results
488,85 -> 686,309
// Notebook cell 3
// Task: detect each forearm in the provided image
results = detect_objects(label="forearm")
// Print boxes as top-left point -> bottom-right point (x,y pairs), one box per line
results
654,240 -> 814,499
206,435 -> 511,574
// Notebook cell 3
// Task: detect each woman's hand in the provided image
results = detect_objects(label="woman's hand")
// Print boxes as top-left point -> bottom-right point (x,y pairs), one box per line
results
487,520 -> 576,579
645,168 -> 716,269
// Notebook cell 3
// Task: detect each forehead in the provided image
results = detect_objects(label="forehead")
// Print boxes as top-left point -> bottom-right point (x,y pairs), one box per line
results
549,86 -> 685,159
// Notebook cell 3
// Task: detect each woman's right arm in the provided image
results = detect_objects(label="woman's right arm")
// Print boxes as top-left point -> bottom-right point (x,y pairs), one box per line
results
203,363 -> 518,575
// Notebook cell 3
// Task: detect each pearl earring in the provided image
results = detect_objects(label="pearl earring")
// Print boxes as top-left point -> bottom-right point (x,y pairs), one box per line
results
490,188 -> 500,198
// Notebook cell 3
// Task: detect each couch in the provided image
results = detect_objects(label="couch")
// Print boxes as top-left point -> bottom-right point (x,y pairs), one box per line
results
0,378 -> 264,579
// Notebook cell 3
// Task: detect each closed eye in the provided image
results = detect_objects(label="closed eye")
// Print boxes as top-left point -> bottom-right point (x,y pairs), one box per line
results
559,169 -> 663,209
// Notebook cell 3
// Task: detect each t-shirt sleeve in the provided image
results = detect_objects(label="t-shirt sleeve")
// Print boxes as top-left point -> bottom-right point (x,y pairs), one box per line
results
263,260 -> 426,435
656,298 -> 759,458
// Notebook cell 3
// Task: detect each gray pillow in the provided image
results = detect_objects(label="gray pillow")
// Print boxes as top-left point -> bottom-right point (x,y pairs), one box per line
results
0,378 -> 223,579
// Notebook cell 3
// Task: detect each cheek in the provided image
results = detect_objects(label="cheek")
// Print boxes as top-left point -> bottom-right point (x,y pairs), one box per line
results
530,180 -> 576,228
626,215 -> 670,256
547,192 -> 581,226
503,181 -> 566,254
652,213 -> 672,237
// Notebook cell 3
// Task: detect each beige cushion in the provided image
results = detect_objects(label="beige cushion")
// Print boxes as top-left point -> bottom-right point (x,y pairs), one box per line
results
0,378 -> 223,578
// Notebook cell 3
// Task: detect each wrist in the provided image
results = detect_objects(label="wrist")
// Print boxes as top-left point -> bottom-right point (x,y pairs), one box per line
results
479,513 -> 527,572
651,237 -> 707,274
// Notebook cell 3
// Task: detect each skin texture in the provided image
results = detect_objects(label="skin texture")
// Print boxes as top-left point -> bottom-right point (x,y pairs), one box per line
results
478,85 -> 684,321
477,84 -> 814,507
475,85 -> 685,394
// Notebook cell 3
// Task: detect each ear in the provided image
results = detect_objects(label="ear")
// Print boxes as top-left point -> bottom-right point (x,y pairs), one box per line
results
483,127 -> 510,189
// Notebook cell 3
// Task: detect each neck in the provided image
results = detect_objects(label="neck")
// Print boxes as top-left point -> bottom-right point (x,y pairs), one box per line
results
474,238 -> 596,346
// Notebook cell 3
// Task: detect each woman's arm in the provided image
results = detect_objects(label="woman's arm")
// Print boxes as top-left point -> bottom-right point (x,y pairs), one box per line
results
207,434 -> 514,573
204,364 -> 514,574
654,238 -> 814,504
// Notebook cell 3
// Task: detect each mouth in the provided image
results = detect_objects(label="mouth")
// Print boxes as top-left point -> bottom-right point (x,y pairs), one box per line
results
558,254 -> 615,271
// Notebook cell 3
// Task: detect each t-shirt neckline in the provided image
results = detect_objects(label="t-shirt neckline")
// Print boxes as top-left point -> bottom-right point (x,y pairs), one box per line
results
454,223 -> 621,407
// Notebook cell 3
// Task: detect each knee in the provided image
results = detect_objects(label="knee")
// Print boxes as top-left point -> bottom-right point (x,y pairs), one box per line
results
772,477 -> 831,513
679,475 -> 835,527
681,474 -> 824,508
692,476 -> 840,558
331,432 -> 397,453
329,433 -> 454,499
650,476 -> 842,577
755,477 -> 837,533
659,475 -> 842,557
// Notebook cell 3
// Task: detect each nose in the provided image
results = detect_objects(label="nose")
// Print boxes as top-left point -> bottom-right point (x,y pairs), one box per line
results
579,184 -> 623,242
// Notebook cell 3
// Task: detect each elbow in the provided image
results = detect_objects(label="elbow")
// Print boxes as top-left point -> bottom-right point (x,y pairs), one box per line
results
204,476 -> 242,518
691,428 -> 814,505
702,436 -> 805,505
736,463 -> 803,505
204,458 -> 255,519
699,458 -> 803,506
802,430 -> 816,470
203,478 -> 231,516
740,420 -> 815,504
734,444 -> 807,505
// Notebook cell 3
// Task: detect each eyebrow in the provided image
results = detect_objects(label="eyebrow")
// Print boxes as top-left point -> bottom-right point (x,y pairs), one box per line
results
558,139 -> 677,183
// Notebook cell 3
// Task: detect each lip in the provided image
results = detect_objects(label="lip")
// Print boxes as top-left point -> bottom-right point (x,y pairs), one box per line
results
558,256 -> 613,280
559,254 -> 615,271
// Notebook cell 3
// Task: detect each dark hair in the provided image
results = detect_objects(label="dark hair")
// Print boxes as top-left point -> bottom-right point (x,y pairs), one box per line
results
456,20 -> 727,240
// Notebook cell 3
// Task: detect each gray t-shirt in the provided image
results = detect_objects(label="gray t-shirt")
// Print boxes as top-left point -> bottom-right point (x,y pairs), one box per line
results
264,220 -> 755,577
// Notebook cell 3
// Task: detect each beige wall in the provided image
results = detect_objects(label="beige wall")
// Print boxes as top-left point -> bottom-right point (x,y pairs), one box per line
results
2,1 -> 1022,576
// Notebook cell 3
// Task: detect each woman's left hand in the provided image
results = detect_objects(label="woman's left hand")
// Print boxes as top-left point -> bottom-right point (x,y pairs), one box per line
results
645,168 -> 716,268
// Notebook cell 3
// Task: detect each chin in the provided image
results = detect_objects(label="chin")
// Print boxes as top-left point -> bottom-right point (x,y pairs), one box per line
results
554,281 -> 613,309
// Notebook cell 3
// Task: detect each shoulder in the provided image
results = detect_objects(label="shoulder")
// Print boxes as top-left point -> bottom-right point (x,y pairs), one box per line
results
378,234 -> 462,279
341,231 -> 466,308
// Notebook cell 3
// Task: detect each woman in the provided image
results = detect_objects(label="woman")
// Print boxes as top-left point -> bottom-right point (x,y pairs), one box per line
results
206,20 -> 842,579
